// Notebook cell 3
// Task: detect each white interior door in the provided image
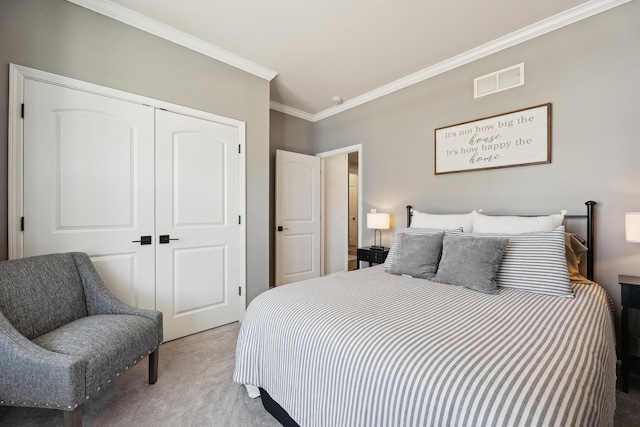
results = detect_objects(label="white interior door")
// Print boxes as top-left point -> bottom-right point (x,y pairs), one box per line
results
275,150 -> 321,286
23,79 -> 156,309
155,110 -> 241,341
323,154 -> 348,275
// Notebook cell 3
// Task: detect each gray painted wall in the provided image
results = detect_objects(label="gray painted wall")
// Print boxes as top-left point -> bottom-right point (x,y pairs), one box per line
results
272,1 -> 640,318
0,0 -> 271,303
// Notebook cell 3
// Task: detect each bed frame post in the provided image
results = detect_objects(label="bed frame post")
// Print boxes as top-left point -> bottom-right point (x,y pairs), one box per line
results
585,200 -> 596,281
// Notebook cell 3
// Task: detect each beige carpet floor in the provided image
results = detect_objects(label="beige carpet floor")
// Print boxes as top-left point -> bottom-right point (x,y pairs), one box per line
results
1,322 -> 638,426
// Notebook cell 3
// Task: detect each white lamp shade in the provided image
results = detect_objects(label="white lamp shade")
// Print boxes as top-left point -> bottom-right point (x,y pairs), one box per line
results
367,213 -> 390,230
625,212 -> 640,243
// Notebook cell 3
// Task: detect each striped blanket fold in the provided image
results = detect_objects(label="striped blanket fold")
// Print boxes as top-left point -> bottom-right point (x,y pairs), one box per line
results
234,266 -> 616,427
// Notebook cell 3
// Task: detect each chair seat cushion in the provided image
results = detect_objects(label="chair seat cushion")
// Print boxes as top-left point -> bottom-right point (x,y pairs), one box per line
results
32,314 -> 159,397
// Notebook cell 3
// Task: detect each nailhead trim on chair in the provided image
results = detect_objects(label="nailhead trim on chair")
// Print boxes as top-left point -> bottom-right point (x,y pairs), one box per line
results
1,400 -> 79,410
85,347 -> 158,400
2,347 -> 158,409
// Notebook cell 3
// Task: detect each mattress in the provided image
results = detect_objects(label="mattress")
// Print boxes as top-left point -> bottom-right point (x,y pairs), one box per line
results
233,265 -> 616,427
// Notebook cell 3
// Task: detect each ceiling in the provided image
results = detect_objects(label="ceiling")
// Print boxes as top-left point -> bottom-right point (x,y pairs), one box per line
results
71,0 -> 626,121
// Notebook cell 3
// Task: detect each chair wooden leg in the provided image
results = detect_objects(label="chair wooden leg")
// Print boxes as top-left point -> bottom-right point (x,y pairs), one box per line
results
149,348 -> 159,384
63,407 -> 82,427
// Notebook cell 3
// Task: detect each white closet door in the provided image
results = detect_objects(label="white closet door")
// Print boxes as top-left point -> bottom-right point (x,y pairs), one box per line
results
155,110 -> 240,341
23,79 -> 156,309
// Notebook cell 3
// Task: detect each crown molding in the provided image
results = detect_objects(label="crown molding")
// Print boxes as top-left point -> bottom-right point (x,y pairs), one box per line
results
65,0 -> 629,121
296,0 -> 632,122
66,0 -> 278,81
269,101 -> 316,122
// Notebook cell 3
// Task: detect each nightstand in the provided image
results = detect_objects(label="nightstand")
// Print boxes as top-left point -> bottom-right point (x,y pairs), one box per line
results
619,275 -> 640,393
356,247 -> 389,269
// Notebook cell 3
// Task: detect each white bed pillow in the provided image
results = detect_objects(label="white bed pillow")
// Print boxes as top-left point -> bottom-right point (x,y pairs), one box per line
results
384,227 -> 462,270
471,210 -> 566,234
447,226 -> 573,297
410,210 -> 477,232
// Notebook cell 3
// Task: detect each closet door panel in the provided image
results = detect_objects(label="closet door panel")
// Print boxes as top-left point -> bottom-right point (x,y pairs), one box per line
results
57,111 -> 134,227
23,79 -> 156,309
173,132 -> 225,226
155,109 -> 240,341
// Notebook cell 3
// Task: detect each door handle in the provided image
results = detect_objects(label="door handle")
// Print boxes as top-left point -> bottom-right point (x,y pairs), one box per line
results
277,226 -> 289,232
159,235 -> 180,244
132,236 -> 152,245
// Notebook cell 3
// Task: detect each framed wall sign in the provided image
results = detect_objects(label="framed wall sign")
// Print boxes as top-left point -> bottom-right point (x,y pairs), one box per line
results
434,103 -> 551,175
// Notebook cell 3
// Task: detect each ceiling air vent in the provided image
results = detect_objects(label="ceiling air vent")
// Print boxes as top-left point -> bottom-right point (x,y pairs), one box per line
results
474,63 -> 524,98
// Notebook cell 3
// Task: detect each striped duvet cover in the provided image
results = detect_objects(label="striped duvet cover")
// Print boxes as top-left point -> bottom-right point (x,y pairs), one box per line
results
234,266 -> 616,427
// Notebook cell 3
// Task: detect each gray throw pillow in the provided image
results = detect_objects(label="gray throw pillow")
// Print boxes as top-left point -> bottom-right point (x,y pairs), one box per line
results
384,227 -> 461,270
432,234 -> 509,294
387,232 -> 444,279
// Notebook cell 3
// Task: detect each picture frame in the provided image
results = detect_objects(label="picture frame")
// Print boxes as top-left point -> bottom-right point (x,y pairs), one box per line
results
434,103 -> 551,175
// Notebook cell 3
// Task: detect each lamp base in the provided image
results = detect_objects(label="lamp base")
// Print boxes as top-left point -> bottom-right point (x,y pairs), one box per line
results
370,245 -> 385,251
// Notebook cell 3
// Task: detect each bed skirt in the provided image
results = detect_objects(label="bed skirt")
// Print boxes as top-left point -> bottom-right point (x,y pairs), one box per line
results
260,388 -> 299,427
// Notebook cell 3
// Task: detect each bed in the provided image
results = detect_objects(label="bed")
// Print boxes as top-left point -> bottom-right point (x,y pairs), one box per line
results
234,201 -> 616,427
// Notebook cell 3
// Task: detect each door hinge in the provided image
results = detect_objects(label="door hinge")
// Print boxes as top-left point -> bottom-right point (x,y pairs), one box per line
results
238,286 -> 242,296
21,103 -> 24,119
20,217 -> 24,231
238,144 -> 241,154
239,215 -> 241,225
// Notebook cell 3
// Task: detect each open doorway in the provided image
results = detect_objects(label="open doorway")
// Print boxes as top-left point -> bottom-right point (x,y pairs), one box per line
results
317,144 -> 362,276
347,152 -> 359,271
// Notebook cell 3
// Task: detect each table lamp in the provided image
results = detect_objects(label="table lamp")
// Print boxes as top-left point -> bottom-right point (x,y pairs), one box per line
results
625,212 -> 640,243
367,211 -> 390,251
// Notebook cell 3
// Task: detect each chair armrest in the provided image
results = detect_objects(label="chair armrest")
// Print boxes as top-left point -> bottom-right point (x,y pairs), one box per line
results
0,311 -> 86,409
71,253 -> 163,343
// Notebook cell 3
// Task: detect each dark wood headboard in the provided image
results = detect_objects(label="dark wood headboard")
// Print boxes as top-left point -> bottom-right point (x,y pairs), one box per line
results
406,201 -> 596,280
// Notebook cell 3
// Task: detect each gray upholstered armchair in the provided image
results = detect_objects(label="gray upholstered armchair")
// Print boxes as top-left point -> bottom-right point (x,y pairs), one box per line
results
0,252 -> 163,427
